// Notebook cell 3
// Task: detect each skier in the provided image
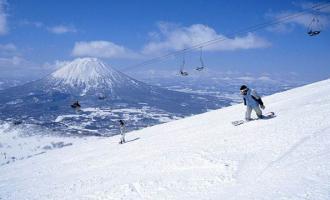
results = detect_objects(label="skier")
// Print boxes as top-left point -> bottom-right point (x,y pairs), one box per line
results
118,120 -> 126,144
71,101 -> 81,109
180,70 -> 189,76
240,85 -> 265,121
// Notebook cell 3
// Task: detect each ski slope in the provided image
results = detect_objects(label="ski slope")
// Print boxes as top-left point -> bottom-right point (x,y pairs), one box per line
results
1,79 -> 330,200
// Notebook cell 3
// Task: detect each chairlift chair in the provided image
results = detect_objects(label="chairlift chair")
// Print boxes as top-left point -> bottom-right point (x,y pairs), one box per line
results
195,47 -> 205,71
179,50 -> 189,76
307,14 -> 322,36
195,66 -> 205,71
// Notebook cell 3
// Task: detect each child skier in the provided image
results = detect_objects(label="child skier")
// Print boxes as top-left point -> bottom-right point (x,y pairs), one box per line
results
118,120 -> 126,144
240,85 -> 265,121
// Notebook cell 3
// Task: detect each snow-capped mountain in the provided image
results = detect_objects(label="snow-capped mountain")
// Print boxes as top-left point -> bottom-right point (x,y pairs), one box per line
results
0,58 -> 229,135
1,78 -> 329,199
48,57 -> 141,95
51,58 -> 121,91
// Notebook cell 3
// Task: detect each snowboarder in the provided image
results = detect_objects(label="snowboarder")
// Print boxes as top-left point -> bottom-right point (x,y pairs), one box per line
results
118,120 -> 126,144
240,85 -> 265,121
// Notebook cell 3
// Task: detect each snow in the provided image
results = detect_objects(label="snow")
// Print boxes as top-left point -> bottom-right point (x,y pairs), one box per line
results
50,57 -> 123,89
0,123 -> 80,167
6,99 -> 23,105
1,79 -> 330,199
53,107 -> 180,134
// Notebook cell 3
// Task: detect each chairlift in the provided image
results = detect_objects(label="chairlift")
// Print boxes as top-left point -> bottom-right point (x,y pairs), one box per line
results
307,12 -> 322,36
195,47 -> 205,71
179,50 -> 189,76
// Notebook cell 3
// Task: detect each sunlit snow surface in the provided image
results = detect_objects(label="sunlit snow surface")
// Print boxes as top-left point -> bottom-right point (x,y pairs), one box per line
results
0,123 -> 79,167
0,78 -> 329,199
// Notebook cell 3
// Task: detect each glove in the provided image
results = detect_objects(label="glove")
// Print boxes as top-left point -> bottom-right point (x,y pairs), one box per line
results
260,105 -> 265,110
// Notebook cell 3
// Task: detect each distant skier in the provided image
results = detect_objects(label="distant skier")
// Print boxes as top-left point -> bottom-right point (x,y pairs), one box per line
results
240,85 -> 265,121
71,101 -> 81,109
118,120 -> 126,144
1,152 -> 6,159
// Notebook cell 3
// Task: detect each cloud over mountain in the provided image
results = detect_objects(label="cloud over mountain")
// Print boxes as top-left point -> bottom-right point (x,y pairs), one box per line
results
142,22 -> 270,55
72,41 -> 139,59
71,23 -> 270,59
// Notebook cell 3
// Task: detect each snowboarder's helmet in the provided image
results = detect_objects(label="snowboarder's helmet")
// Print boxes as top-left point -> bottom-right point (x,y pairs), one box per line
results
240,85 -> 248,91
240,85 -> 248,95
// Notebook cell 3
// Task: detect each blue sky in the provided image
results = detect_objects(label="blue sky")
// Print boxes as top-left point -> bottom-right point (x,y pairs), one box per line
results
0,0 -> 329,81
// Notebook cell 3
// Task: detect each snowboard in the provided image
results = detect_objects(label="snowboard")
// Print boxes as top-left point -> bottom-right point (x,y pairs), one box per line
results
232,112 -> 276,126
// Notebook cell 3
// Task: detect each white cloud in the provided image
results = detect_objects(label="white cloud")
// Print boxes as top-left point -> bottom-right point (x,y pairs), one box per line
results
43,60 -> 70,70
266,3 -> 330,33
142,22 -> 270,55
0,43 -> 20,61
287,12 -> 326,26
20,21 -> 77,35
298,2 -> 330,13
0,56 -> 25,66
72,40 -> 139,59
0,43 -> 34,69
321,6 -> 330,13
258,76 -> 273,81
47,25 -> 77,34
236,76 -> 256,81
0,43 -> 17,53
0,0 -> 8,35
20,19 -> 44,28
70,23 -> 270,60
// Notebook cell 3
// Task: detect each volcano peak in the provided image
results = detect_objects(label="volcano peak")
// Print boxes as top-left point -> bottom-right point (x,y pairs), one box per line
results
50,57 -> 122,89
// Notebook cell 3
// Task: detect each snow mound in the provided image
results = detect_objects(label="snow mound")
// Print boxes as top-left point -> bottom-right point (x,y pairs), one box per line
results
51,57 -> 123,88
1,78 -> 330,199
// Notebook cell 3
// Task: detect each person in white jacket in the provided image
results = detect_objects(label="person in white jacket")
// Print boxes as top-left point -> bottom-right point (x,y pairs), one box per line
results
118,120 -> 126,144
240,85 -> 265,121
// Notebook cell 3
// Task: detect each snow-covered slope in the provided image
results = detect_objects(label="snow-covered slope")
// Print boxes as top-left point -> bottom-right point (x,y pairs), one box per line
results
1,79 -> 330,199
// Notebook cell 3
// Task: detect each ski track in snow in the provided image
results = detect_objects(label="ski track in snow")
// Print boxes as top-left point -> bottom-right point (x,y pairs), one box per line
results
260,126 -> 330,175
0,79 -> 330,199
